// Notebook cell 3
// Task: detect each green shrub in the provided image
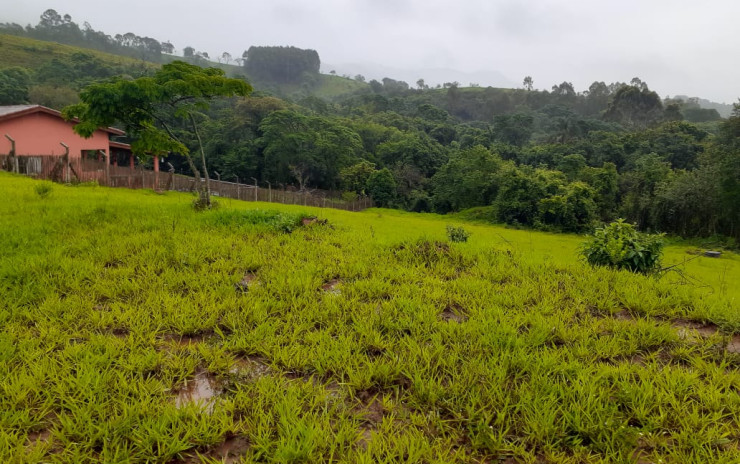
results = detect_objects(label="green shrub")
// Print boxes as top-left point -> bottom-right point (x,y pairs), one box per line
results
34,182 -> 53,199
580,219 -> 664,274
446,225 -> 470,243
341,191 -> 358,202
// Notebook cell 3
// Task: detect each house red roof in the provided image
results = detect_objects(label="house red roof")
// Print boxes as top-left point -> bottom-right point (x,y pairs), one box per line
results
0,105 -> 125,136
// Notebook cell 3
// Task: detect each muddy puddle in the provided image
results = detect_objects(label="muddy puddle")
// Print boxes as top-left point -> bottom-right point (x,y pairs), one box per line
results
229,356 -> 272,380
175,372 -> 221,411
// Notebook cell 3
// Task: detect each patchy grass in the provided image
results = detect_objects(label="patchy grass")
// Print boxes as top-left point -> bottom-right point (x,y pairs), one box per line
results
1,172 -> 739,463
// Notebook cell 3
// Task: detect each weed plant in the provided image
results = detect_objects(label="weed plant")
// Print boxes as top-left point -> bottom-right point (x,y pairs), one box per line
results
581,220 -> 665,274
446,225 -> 470,243
0,173 -> 738,463
33,182 -> 53,199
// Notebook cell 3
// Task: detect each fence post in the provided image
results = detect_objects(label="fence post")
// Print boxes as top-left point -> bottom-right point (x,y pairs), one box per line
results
4,134 -> 17,173
167,162 -> 175,190
153,155 -> 160,190
99,150 -> 110,186
60,142 -> 70,183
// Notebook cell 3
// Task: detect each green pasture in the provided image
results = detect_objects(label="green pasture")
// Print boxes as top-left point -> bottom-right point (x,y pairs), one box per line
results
1,173 -> 738,463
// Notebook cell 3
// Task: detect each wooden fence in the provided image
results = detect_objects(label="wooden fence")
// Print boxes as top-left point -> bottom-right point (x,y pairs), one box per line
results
1,154 -> 373,212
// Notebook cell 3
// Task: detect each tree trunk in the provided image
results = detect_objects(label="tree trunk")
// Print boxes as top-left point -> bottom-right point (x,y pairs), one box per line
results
182,152 -> 208,207
189,112 -> 211,207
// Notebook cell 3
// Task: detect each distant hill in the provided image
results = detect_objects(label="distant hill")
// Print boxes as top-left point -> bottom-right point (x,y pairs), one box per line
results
323,61 -> 515,89
673,95 -> 735,118
0,33 -> 368,103
0,33 -> 158,72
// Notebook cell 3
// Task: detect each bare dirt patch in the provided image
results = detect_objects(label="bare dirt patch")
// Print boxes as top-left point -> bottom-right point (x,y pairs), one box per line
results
301,217 -> 328,226
322,278 -> 342,294
235,271 -> 257,293
179,435 -> 250,464
672,319 -> 719,339
103,327 -> 130,339
353,390 -> 385,449
211,436 -> 250,463
728,335 -> 740,354
26,429 -> 52,446
440,303 -> 468,323
614,309 -> 635,321
671,320 -> 740,354
602,353 -> 648,367
160,333 -> 210,349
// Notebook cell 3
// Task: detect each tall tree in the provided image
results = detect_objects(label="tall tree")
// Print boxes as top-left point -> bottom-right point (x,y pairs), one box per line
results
63,61 -> 252,208
523,76 -> 533,91
604,85 -> 664,129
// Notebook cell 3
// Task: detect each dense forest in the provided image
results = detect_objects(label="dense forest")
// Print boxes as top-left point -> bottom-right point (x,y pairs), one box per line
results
1,10 -> 739,243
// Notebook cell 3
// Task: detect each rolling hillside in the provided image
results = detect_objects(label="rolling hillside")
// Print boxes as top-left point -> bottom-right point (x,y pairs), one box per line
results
0,33 -> 367,101
0,33 -> 158,72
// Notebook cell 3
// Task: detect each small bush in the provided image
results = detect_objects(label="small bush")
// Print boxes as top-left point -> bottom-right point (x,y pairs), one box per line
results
580,219 -> 664,274
446,225 -> 470,243
34,182 -> 53,199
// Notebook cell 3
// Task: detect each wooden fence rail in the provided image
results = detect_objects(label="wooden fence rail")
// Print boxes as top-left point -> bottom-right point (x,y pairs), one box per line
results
1,154 -> 373,212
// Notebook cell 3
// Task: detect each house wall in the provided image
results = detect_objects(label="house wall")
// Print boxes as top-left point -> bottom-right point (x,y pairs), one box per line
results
0,112 -> 111,158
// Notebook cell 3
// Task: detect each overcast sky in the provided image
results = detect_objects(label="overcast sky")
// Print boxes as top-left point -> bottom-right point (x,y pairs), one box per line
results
5,0 -> 739,103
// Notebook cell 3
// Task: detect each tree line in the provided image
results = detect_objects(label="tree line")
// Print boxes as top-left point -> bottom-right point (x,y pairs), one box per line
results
0,9 -> 173,61
2,12 -> 738,243
183,79 -> 738,242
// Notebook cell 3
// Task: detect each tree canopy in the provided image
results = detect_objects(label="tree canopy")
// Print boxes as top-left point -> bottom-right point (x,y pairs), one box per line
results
63,61 -> 252,207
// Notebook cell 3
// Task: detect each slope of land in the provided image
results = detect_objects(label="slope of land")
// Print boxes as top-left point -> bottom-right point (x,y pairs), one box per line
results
0,33 -> 367,101
0,33 -> 158,72
1,173 -> 738,463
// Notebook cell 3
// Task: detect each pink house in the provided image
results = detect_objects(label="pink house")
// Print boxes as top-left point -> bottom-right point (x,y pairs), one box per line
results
0,105 -> 135,171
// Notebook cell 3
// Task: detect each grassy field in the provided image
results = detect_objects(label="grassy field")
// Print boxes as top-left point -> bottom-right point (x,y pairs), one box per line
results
0,34 -> 158,72
1,172 -> 738,463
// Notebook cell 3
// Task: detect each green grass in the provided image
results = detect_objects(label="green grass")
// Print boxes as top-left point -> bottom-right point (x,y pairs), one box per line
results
266,74 -> 368,100
1,172 -> 739,463
313,74 -> 368,99
0,33 -> 159,72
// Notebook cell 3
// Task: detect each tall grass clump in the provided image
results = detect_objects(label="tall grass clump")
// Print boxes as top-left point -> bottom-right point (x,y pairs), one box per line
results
34,182 -> 53,199
580,219 -> 664,274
